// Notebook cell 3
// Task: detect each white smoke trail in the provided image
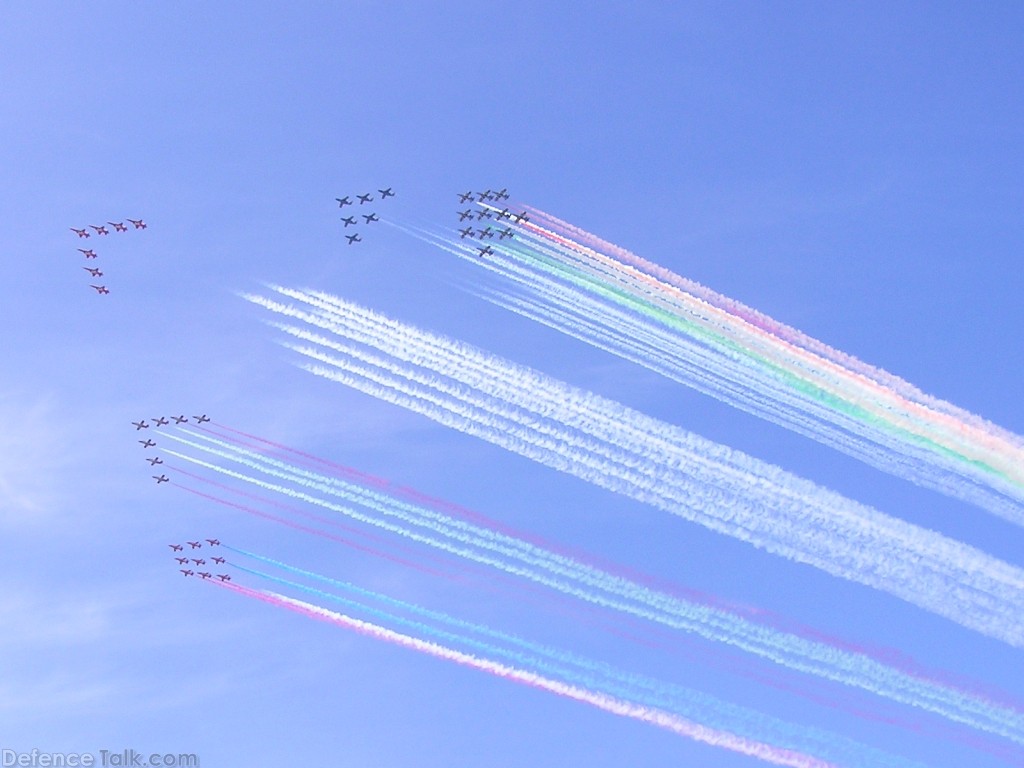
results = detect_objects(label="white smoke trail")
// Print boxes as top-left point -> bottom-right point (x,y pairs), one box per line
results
242,289 -> 1024,649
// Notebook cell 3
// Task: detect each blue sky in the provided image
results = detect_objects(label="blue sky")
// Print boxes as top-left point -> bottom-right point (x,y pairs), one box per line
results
2,3 -> 1022,766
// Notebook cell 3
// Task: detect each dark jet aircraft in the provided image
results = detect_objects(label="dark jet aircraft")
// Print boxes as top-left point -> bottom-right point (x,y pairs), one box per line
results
335,196 -> 352,208
175,557 -> 189,564
475,210 -> 492,221
194,415 -> 210,424
168,544 -> 184,552
458,209 -> 475,222
108,221 -> 128,232
346,233 -> 362,245
199,572 -> 212,580
139,439 -> 155,448
458,191 -> 474,204
147,457 -> 163,466
191,558 -> 206,566
341,216 -> 357,227
188,541 -> 202,549
127,218 -> 147,229
70,227 -> 90,238
477,190 -> 493,202
90,285 -> 110,295
90,225 -> 109,236
495,208 -> 511,220
362,213 -> 379,224
494,188 -> 510,200
132,420 -> 149,430
205,538 -> 220,546
477,245 -> 494,258
211,556 -> 226,564
459,227 -> 475,239
78,248 -> 97,258
513,211 -> 530,224
477,227 -> 494,240
180,569 -> 194,577
172,415 -> 188,424
498,228 -> 514,240
153,416 -> 169,427
83,267 -> 103,277
153,474 -> 169,484
378,188 -> 395,198
357,193 -> 373,204
217,574 -> 232,582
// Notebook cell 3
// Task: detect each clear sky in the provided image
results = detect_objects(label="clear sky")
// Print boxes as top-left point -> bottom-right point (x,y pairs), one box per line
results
2,3 -> 1022,766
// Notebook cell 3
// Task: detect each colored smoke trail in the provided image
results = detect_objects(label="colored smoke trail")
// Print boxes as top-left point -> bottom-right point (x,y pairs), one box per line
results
243,287 -> 1024,650
166,423 -> 1024,746
419,206 -> 1024,522
212,578 -> 916,767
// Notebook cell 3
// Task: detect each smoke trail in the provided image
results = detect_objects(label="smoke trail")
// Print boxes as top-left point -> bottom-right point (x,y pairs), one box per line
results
241,287 -> 1024,647
165,425 -> 1024,745
212,577 -> 923,767
415,207 -> 1024,522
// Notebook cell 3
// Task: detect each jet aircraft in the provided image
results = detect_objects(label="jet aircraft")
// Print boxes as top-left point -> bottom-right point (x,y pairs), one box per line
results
458,209 -> 474,221
172,415 -> 188,424
216,574 -> 232,582
133,420 -> 149,430
153,416 -> 169,427
108,221 -> 128,232
70,228 -> 90,238
476,210 -> 492,221
513,211 -> 530,223
90,285 -> 110,295
78,248 -> 97,258
83,267 -> 103,277
336,197 -> 352,208
341,216 -> 357,227
477,227 -> 494,239
498,228 -> 514,240
458,191 -> 474,203
191,558 -> 206,566
194,414 -> 210,423
153,474 -> 169,484
90,225 -> 109,236
477,245 -> 494,257
357,193 -> 373,204
494,188 -> 510,200
459,227 -> 475,239
139,439 -> 155,448
168,544 -> 184,552
127,218 -> 147,229
175,557 -> 189,564
206,538 -> 220,546
378,188 -> 395,198
180,570 -> 193,577
188,541 -> 202,549
346,233 -> 362,245
147,457 -> 163,467
199,572 -> 212,580
495,208 -> 511,220
477,190 -> 493,202
212,556 -> 226,564
362,213 -> 379,223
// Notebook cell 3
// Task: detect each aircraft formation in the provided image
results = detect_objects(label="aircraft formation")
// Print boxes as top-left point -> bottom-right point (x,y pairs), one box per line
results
335,187 -> 395,245
453,189 -> 528,257
169,538 -> 229,581
69,218 -> 147,295
132,414 -> 210,479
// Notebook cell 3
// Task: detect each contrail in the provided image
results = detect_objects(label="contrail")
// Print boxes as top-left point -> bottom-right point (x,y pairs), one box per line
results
164,424 -> 1024,745
403,207 -> 1024,523
241,287 -> 1024,650
211,576 -> 923,767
